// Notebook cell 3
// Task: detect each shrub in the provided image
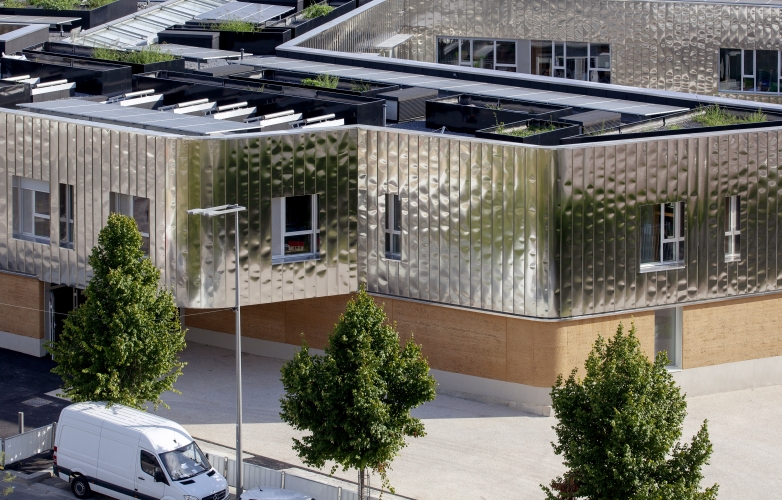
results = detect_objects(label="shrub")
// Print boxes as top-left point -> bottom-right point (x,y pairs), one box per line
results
693,104 -> 766,127
210,18 -> 260,32
29,0 -> 78,9
2,0 -> 28,8
92,45 -> 177,64
301,73 -> 339,89
302,3 -> 334,19
349,81 -> 372,92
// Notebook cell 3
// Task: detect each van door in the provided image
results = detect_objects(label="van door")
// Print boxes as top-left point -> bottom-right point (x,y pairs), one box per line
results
136,449 -> 167,500
95,435 -> 137,500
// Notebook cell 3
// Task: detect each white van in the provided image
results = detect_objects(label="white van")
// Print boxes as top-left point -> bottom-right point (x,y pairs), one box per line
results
54,402 -> 228,500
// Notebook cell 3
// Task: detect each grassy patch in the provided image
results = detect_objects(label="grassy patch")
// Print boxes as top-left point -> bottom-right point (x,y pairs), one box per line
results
2,0 -> 29,7
84,0 -> 114,7
302,3 -> 334,19
495,121 -> 558,138
484,102 -> 502,110
350,81 -> 371,92
210,18 -> 260,32
693,105 -> 766,127
4,0 -> 116,8
29,0 -> 78,9
301,73 -> 339,89
93,45 -> 177,64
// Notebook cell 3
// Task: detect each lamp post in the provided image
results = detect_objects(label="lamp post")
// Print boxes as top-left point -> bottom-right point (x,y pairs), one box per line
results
187,204 -> 247,497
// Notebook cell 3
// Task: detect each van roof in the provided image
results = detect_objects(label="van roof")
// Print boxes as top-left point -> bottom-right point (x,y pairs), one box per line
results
60,402 -> 194,454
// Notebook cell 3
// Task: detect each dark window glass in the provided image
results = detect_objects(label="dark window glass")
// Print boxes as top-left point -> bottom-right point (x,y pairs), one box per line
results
589,43 -> 611,69
495,41 -> 516,65
140,451 -> 159,477
60,184 -> 74,249
472,40 -> 494,69
756,49 -> 778,92
437,38 -> 460,65
554,43 -> 564,67
460,39 -> 471,65
393,195 -> 401,232
566,42 -> 588,80
284,235 -> 311,255
640,204 -> 661,264
719,48 -> 742,91
654,308 -> 678,367
285,195 -> 312,233
531,41 -> 552,76
743,49 -> 755,91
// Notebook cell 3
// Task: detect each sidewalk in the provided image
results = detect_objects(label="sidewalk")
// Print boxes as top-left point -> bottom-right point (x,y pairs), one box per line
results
154,343 -> 782,499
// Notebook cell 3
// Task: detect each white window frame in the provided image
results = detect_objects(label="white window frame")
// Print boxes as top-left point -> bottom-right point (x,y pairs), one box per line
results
742,49 -> 755,92
437,37 -> 517,72
640,202 -> 685,272
537,41 -> 611,83
725,195 -> 740,262
59,183 -> 75,249
385,193 -> 401,260
272,194 -> 320,264
12,176 -> 51,245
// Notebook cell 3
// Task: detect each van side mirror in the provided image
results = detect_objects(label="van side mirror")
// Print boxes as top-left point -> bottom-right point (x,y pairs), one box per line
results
154,469 -> 166,483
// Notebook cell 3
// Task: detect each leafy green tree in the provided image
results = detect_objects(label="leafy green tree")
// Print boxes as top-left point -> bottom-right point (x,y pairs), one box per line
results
279,288 -> 437,498
543,322 -> 718,500
48,213 -> 186,409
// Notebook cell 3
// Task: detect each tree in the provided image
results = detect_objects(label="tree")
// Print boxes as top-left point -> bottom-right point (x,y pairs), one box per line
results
279,288 -> 437,498
48,213 -> 186,409
543,322 -> 718,500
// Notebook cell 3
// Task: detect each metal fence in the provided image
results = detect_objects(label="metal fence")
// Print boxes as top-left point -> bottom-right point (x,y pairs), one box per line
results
207,453 -> 362,500
0,423 -> 56,466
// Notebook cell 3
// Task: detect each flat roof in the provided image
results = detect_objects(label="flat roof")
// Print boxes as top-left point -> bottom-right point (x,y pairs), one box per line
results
239,57 -> 689,117
20,100 -> 260,136
195,1 -> 292,23
152,44 -> 251,62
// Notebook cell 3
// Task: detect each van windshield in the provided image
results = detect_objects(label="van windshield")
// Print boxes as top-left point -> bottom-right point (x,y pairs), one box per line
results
159,442 -> 211,481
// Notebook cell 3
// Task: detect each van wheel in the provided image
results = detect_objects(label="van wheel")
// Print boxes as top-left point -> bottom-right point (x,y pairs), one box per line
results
71,477 -> 92,499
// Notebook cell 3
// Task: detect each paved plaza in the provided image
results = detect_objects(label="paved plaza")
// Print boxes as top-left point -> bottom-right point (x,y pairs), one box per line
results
155,342 -> 782,500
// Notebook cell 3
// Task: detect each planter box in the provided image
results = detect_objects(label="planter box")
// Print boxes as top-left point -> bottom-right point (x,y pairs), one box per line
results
0,0 -> 136,30
254,69 -> 398,97
41,42 -> 187,74
426,94 -> 572,133
267,0 -> 354,38
158,29 -> 219,49
475,119 -> 581,146
6,54 -> 132,95
218,29 -> 292,55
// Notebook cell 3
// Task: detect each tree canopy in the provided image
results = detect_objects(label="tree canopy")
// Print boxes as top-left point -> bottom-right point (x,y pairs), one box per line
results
49,213 -> 186,409
279,288 -> 437,493
543,322 -> 718,500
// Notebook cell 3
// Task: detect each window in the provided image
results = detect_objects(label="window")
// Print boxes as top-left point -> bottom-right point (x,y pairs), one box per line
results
531,41 -> 611,83
159,442 -> 210,482
140,450 -> 161,477
655,307 -> 682,369
720,48 -> 780,93
110,192 -> 150,255
639,202 -> 685,269
271,194 -> 320,262
385,194 -> 401,260
59,184 -> 74,249
725,195 -> 740,262
437,38 -> 517,72
12,176 -> 50,244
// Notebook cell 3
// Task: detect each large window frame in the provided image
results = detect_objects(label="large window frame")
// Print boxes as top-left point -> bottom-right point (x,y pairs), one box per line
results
385,193 -> 401,260
436,37 -> 517,72
271,194 -> 320,264
719,48 -> 781,93
533,40 -> 611,83
12,176 -> 51,245
110,191 -> 151,255
639,202 -> 686,271
725,195 -> 740,262
655,307 -> 682,370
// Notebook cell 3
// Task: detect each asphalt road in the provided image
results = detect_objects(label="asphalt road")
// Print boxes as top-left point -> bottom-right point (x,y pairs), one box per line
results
0,348 -> 67,439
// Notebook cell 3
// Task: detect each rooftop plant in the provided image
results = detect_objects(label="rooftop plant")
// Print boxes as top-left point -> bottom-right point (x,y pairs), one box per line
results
302,2 -> 334,19
495,120 -> 558,138
693,104 -> 766,127
3,0 -> 115,9
93,45 -> 177,64
210,18 -> 261,32
301,73 -> 339,89
349,81 -> 372,92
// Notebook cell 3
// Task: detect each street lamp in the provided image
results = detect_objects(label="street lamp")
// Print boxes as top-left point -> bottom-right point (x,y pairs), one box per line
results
187,204 -> 247,497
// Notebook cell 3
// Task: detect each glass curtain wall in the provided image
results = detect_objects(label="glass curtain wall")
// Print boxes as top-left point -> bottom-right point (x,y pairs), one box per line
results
720,48 -> 779,93
532,41 -> 611,83
437,38 -> 517,72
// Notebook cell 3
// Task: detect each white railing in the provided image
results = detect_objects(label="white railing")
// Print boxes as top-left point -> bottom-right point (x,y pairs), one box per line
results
0,423 -> 56,466
208,453 -> 366,500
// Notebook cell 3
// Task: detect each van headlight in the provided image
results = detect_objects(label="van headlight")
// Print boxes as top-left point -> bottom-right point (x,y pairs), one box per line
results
184,495 -> 200,500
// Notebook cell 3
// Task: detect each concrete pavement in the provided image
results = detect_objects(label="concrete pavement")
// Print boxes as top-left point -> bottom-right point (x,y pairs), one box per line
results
152,342 -> 782,499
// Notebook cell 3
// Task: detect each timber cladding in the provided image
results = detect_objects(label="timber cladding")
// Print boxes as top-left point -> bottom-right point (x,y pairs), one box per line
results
683,293 -> 782,369
185,293 -> 654,388
0,271 -> 44,339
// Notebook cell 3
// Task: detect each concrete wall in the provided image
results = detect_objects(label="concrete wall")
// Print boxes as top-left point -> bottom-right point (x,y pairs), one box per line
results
184,293 -> 654,389
683,293 -> 782,369
0,270 -> 46,356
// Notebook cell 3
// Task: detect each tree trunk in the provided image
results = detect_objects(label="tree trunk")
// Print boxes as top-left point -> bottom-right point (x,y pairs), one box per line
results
357,469 -> 370,500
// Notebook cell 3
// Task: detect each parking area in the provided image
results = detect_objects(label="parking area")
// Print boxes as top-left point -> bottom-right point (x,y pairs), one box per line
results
0,349 -> 68,439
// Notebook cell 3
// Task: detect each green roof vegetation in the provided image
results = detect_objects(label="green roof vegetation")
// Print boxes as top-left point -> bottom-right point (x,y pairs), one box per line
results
302,3 -> 334,19
301,73 -> 339,89
496,121 -> 558,138
693,105 -> 766,127
92,45 -> 178,64
209,18 -> 261,32
3,0 -> 114,9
